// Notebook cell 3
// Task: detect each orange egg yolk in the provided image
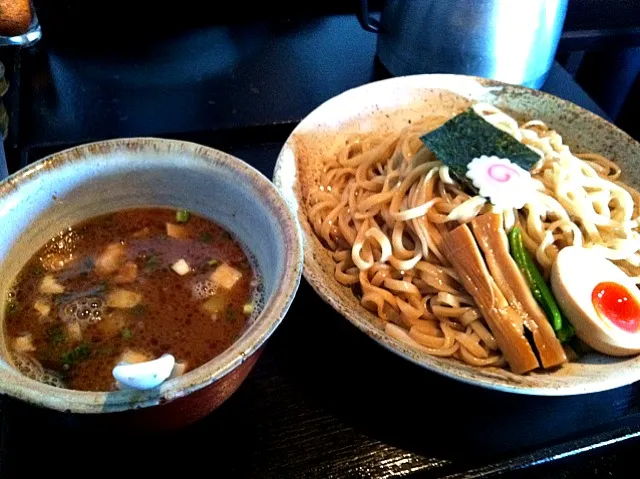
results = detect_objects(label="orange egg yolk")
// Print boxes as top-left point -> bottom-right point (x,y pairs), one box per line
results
592,282 -> 640,333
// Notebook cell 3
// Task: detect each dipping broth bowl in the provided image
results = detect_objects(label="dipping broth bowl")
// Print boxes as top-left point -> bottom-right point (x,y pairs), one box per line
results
0,138 -> 302,429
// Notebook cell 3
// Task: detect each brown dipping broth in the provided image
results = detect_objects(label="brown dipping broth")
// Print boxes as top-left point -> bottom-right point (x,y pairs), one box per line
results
3,208 -> 257,391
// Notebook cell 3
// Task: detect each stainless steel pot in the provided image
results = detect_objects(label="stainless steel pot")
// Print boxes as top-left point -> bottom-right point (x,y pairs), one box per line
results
358,0 -> 568,88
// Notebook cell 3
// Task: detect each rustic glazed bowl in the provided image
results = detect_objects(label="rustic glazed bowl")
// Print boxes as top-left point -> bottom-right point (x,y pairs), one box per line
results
274,74 -> 640,396
0,138 -> 302,428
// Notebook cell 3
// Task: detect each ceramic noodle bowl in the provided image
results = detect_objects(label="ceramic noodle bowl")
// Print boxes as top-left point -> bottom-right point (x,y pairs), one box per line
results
273,74 -> 640,395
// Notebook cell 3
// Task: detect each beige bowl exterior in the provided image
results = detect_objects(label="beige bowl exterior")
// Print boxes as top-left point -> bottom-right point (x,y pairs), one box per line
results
273,74 -> 640,395
0,138 -> 302,424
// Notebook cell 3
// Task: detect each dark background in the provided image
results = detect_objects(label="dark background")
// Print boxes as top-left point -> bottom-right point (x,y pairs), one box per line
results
29,0 -> 640,136
1,1 -> 640,478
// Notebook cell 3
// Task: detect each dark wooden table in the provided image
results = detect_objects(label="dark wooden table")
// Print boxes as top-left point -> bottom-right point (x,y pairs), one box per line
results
2,10 -> 640,479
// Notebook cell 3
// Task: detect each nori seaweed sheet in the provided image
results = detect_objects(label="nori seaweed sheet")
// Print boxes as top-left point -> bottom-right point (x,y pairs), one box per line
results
420,108 -> 541,190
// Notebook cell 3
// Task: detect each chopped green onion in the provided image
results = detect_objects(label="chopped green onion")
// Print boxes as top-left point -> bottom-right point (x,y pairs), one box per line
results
243,303 -> 254,315
47,324 -> 66,346
208,259 -> 219,266
199,231 -> 213,243
121,328 -> 133,340
31,265 -> 46,278
96,345 -> 116,357
60,343 -> 91,366
5,301 -> 19,315
144,254 -> 160,271
176,209 -> 190,223
130,304 -> 146,316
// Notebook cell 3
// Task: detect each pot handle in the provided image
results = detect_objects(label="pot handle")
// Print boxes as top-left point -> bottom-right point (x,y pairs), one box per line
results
357,0 -> 382,33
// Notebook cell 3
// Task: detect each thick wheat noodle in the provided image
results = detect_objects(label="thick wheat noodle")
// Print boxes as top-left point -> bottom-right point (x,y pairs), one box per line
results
307,104 -> 640,371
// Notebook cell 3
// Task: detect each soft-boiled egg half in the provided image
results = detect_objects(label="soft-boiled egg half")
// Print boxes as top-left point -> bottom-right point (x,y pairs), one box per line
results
551,246 -> 640,356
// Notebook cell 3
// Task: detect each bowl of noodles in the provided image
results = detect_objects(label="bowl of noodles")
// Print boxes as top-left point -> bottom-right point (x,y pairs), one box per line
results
274,74 -> 640,395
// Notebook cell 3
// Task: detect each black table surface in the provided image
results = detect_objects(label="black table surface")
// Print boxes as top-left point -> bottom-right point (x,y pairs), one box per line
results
2,12 -> 640,479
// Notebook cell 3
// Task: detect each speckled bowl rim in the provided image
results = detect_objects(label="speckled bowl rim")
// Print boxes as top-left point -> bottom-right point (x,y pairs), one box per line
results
274,73 -> 640,396
0,138 -> 303,413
